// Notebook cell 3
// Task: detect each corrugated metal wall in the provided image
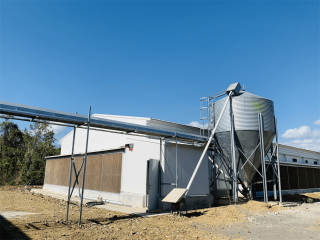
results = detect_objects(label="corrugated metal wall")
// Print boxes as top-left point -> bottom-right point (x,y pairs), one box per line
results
44,152 -> 122,193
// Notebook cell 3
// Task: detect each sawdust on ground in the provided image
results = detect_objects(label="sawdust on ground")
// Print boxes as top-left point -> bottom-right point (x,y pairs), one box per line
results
0,186 -> 286,240
240,200 -> 284,214
282,192 -> 320,203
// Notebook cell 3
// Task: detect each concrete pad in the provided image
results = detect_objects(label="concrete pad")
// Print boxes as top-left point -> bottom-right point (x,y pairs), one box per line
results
0,211 -> 38,219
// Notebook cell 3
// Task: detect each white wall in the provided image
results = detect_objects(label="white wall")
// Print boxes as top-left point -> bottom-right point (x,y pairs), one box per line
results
120,137 -> 161,195
61,128 -> 126,155
279,144 -> 320,160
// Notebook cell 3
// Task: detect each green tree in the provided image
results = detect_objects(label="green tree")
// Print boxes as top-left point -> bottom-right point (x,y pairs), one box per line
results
21,122 -> 60,185
0,120 -> 25,185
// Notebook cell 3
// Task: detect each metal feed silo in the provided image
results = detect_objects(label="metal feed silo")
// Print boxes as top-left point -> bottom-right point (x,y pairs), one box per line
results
213,90 -> 276,185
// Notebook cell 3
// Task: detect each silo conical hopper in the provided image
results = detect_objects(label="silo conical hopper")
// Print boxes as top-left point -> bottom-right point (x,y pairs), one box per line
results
213,90 -> 276,185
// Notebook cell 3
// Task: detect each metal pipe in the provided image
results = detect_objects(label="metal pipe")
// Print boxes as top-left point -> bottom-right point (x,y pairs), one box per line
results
258,113 -> 268,203
230,98 -> 237,202
186,92 -> 232,193
176,135 -> 178,188
0,100 -> 208,143
79,106 -> 91,225
275,116 -> 282,202
271,144 -> 277,200
66,126 -> 77,221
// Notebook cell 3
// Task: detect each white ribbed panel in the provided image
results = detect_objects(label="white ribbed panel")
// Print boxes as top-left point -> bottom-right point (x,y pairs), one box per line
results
214,91 -> 275,133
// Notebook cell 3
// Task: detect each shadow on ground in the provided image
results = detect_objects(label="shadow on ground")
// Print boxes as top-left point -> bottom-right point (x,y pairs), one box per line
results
0,215 -> 30,240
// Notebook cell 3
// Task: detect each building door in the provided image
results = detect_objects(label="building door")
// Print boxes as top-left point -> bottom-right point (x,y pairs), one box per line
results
147,159 -> 159,212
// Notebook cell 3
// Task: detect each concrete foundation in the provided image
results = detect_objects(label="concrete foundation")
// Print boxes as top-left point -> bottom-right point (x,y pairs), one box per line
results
43,184 -> 215,211
43,184 -> 146,208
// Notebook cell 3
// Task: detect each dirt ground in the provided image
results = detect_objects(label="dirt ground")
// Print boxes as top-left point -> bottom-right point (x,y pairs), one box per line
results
1,186 -> 320,240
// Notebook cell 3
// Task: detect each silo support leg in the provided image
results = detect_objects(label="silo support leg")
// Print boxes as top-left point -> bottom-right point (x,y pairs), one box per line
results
258,113 -> 268,203
271,145 -> 277,201
274,116 -> 282,203
230,112 -> 237,203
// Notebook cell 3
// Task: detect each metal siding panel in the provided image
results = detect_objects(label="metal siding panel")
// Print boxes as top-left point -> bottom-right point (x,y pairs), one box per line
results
214,92 -> 275,133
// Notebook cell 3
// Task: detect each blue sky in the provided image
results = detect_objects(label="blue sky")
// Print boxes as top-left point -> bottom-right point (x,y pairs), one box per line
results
0,1 -> 319,150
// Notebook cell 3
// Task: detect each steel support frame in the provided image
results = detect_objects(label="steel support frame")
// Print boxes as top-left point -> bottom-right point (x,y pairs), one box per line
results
159,138 -> 162,198
66,126 -> 78,221
269,143 -> 276,200
258,113 -> 268,203
229,97 -> 238,203
63,107 -> 92,225
212,114 -> 282,204
274,116 -> 282,203
78,107 -> 91,225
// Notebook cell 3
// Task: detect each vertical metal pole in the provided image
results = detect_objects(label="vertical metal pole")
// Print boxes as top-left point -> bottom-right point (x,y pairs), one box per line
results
259,113 -> 268,203
159,138 -> 162,197
176,135 -> 178,188
213,153 -> 217,200
230,99 -> 237,203
66,126 -> 77,221
271,144 -> 277,200
79,106 -> 91,225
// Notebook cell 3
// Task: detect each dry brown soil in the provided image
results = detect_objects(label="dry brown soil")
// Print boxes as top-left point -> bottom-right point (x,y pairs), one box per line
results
1,186 -> 320,240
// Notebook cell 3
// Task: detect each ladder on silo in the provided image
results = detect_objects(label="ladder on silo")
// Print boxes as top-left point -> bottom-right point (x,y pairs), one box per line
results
200,97 -> 211,137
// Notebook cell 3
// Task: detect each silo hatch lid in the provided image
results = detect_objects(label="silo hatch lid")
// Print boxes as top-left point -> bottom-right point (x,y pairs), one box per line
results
162,188 -> 187,203
226,82 -> 241,96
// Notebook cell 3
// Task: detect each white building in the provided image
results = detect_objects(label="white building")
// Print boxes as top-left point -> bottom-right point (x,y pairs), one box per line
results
44,114 -> 212,211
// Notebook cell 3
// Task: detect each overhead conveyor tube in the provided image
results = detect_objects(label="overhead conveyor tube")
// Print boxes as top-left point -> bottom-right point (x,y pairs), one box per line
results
185,91 -> 232,194
0,101 -> 208,143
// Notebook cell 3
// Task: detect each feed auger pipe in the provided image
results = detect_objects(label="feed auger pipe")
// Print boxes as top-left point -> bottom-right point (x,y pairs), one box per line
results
185,91 -> 232,195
